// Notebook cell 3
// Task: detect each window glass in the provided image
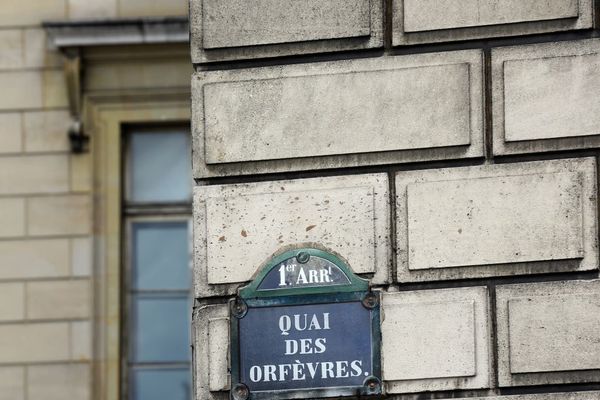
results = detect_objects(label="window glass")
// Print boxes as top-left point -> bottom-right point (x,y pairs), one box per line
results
124,125 -> 192,400
129,128 -> 191,203
130,295 -> 191,363
131,368 -> 191,400
132,222 -> 190,290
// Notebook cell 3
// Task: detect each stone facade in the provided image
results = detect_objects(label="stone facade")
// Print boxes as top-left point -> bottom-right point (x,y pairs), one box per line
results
0,1 -> 188,400
191,1 -> 600,400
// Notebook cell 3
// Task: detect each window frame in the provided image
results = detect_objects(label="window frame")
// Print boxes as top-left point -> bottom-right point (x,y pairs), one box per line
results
86,91 -> 191,400
121,213 -> 193,400
121,124 -> 193,400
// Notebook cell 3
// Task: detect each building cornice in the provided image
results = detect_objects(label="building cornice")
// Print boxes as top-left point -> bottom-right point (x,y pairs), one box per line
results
43,17 -> 189,50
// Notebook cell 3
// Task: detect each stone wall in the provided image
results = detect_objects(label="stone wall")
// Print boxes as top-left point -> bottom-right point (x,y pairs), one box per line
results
0,1 -> 187,399
190,1 -> 600,399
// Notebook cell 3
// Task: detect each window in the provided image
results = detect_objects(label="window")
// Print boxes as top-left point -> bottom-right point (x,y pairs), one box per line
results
122,126 -> 193,400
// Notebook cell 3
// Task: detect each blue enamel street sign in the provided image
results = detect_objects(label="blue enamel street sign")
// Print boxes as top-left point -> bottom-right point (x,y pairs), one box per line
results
230,248 -> 381,400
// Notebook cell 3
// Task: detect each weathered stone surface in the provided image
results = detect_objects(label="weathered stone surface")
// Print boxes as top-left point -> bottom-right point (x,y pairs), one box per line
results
493,39 -> 600,155
70,321 -> 92,361
71,238 -> 92,277
382,287 -> 490,393
70,152 -> 92,193
202,0 -> 369,49
0,283 -> 24,321
27,195 -> 92,236
85,59 -> 191,91
0,113 -> 21,154
0,323 -> 70,363
23,29 -> 62,69
118,0 -> 187,17
447,392 -> 600,400
0,155 -> 69,195
497,280 -> 600,386
23,111 -> 70,153
194,304 -> 229,400
0,198 -> 25,238
0,30 -> 23,70
26,280 -> 91,320
0,367 -> 24,400
193,174 -> 390,297
208,317 -> 229,392
404,0 -> 578,32
68,0 -> 116,19
0,71 -> 43,110
396,157 -> 597,282
190,0 -> 383,62
393,0 -> 593,45
0,0 -> 66,27
27,364 -> 91,400
193,50 -> 483,177
0,239 -> 70,280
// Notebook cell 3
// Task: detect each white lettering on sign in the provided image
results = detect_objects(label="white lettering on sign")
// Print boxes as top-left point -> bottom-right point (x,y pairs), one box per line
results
278,264 -> 333,287
278,313 -> 331,336
248,310 -> 369,385
248,360 -> 364,383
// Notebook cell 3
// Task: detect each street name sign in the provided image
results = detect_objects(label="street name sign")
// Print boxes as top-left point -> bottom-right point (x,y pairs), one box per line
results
230,248 -> 381,400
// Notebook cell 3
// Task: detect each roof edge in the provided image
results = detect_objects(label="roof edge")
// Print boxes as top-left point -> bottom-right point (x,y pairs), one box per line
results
43,17 -> 189,49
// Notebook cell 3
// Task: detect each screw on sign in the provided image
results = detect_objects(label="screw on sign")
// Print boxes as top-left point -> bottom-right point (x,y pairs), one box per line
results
229,247 -> 382,400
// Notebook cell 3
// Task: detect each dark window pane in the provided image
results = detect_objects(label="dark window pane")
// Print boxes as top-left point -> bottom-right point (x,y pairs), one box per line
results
130,295 -> 190,363
129,129 -> 191,203
132,222 -> 190,290
131,368 -> 190,400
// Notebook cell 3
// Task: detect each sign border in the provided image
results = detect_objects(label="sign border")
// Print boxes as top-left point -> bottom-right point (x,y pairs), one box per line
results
239,248 -> 369,298
230,248 -> 382,400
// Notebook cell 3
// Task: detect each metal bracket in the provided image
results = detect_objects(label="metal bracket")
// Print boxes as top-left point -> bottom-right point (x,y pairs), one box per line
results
63,49 -> 88,153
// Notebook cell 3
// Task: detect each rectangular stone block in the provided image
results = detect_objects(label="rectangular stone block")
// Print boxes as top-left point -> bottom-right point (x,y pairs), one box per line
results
118,0 -> 187,17
396,157 -> 597,282
42,70 -> 69,109
0,283 -> 24,321
194,174 -> 390,297
27,364 -> 91,400
69,0 -> 116,19
0,198 -> 25,238
27,195 -> 92,236
0,322 -> 69,363
0,155 -> 69,195
405,0 -> 578,32
26,280 -> 91,320
71,321 -> 92,361
203,0 -> 369,48
497,280 -> 600,386
0,0 -> 66,27
208,317 -> 229,391
191,0 -> 383,62
24,110 -> 70,152
193,50 -> 483,177
448,393 -> 600,400
85,60 -> 192,91
194,304 -> 229,399
0,239 -> 70,280
71,238 -> 92,277
71,153 -> 92,192
0,367 -> 24,400
0,30 -> 23,70
393,0 -> 593,46
382,287 -> 490,393
24,29 -> 62,69
493,39 -> 600,155
0,113 -> 22,154
0,71 -> 42,110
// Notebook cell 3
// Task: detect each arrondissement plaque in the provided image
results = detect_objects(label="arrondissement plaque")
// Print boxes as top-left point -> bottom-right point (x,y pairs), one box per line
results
230,248 -> 381,400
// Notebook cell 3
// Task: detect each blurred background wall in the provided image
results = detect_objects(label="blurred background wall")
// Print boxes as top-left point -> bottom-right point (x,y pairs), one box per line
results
0,1 -> 192,399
